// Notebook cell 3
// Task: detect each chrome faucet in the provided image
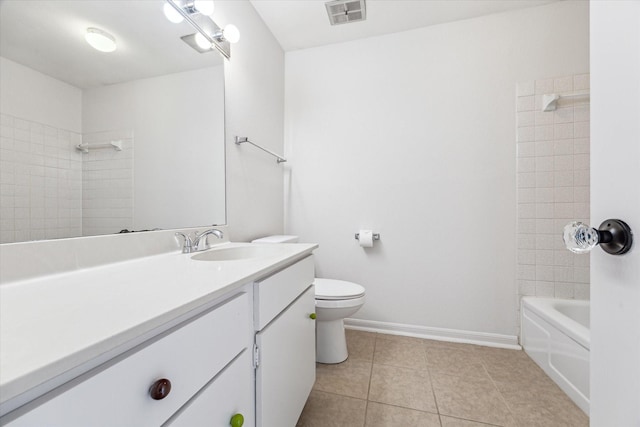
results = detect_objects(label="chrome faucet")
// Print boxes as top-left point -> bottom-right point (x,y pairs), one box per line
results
194,228 -> 224,250
175,228 -> 224,254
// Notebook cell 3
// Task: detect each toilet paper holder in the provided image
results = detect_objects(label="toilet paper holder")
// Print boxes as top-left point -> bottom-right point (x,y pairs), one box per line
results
354,232 -> 380,241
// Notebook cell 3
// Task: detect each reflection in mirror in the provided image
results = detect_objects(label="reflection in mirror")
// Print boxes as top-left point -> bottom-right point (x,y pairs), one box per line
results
0,0 -> 226,244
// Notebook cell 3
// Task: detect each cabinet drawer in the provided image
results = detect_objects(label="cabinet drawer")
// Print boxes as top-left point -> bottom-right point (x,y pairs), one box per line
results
254,255 -> 315,330
163,350 -> 253,427
7,292 -> 250,427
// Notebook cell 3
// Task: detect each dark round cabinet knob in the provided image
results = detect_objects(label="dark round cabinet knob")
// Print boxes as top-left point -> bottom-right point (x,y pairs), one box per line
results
149,378 -> 172,400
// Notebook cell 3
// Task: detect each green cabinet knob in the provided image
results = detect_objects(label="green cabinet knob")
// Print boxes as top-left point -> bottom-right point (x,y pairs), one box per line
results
230,413 -> 244,427
309,313 -> 317,320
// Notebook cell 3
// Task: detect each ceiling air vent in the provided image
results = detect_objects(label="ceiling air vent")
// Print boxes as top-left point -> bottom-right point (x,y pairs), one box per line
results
325,0 -> 366,25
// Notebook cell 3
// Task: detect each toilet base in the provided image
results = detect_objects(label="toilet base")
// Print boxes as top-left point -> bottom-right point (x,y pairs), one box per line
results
316,318 -> 348,364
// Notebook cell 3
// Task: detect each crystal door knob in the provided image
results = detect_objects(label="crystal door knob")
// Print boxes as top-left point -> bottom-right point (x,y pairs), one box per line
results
563,219 -> 633,255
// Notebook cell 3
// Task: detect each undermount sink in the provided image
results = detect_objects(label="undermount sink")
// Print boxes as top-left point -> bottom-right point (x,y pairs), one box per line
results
191,245 -> 287,262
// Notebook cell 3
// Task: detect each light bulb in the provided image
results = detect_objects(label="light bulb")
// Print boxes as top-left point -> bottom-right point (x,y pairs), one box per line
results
194,0 -> 214,16
194,32 -> 212,50
85,28 -> 116,53
163,2 -> 184,23
222,24 -> 240,43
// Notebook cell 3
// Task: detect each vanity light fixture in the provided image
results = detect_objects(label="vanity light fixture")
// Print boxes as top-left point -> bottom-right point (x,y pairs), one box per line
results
164,0 -> 214,23
164,0 -> 239,58
214,24 -> 240,44
163,2 -> 185,23
85,27 -> 117,52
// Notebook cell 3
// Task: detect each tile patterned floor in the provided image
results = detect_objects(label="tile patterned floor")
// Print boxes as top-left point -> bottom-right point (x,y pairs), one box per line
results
297,330 -> 589,427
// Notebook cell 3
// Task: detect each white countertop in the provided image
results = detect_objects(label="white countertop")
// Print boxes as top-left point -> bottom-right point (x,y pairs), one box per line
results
0,242 -> 317,413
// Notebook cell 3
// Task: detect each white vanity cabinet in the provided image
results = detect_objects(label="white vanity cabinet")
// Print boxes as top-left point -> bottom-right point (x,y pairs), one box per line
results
2,249 -> 318,427
5,292 -> 252,427
253,256 -> 316,427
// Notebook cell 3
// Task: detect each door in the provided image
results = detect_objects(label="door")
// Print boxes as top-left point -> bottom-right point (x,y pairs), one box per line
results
590,2 -> 640,425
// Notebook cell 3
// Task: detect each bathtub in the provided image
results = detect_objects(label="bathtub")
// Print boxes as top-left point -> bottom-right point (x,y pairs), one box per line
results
521,297 -> 590,415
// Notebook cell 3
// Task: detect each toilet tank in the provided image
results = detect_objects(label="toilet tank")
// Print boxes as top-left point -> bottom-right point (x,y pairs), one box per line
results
251,235 -> 299,243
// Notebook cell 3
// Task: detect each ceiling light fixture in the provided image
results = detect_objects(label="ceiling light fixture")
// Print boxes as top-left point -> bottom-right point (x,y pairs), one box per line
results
85,27 -> 117,52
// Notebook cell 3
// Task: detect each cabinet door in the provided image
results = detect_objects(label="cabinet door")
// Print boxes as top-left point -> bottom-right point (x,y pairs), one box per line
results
164,350 -> 254,427
255,286 -> 315,427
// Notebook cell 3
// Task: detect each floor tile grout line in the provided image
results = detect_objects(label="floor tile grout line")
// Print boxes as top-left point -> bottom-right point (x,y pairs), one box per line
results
362,334 -> 377,425
423,341 -> 443,418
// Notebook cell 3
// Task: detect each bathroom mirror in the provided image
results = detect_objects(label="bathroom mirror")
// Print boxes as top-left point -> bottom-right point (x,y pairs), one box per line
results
0,0 -> 226,243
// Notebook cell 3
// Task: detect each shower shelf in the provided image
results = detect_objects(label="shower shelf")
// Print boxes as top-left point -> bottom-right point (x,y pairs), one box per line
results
542,91 -> 590,112
76,140 -> 123,153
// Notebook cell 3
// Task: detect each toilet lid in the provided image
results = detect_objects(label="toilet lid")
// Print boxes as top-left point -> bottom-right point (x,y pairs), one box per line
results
314,278 -> 365,300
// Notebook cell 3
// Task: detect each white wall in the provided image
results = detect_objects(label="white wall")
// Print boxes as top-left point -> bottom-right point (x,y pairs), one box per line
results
82,66 -> 225,231
0,57 -> 81,132
214,1 -> 286,242
285,1 -> 589,337
590,1 -> 640,424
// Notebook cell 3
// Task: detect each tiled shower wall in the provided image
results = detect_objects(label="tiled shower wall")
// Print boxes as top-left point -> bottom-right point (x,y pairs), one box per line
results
0,115 -> 134,242
516,74 -> 591,320
81,130 -> 134,237
0,114 -> 82,243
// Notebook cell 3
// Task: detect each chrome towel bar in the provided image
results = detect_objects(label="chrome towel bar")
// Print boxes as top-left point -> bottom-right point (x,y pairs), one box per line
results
235,136 -> 287,163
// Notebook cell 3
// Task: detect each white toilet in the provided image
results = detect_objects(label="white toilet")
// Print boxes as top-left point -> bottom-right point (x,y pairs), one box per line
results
251,235 -> 365,364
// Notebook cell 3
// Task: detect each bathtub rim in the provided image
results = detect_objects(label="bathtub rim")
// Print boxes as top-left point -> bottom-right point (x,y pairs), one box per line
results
521,297 -> 590,350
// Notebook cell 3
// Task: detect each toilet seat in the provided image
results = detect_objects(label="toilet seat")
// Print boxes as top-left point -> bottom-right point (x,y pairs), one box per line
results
314,278 -> 365,300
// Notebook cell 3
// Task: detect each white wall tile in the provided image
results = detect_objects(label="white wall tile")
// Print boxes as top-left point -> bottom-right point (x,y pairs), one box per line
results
535,140 -> 554,156
517,95 -> 535,112
574,121 -> 590,138
535,281 -> 555,297
535,125 -> 554,141
536,203 -> 554,218
516,73 -> 590,309
517,111 -> 535,127
517,158 -> 536,172
554,186 -> 574,202
573,283 -> 590,300
535,78 -> 554,95
535,156 -> 554,172
518,219 -> 536,234
573,74 -> 590,91
518,188 -> 536,203
517,80 -> 535,96
573,186 -> 590,203
554,76 -> 573,93
535,187 -> 554,203
554,155 -> 574,171
536,265 -> 554,281
553,107 -> 574,124
574,105 -> 590,122
535,110 -> 554,126
536,234 -> 556,249
574,169 -> 589,186
535,172 -> 554,187
574,153 -> 589,170
518,172 -> 536,188
553,139 -> 573,155
555,282 -> 575,298
517,126 -> 535,142
554,123 -> 574,139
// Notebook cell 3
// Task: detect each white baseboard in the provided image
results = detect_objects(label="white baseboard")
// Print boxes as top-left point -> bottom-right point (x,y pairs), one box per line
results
344,318 -> 521,350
